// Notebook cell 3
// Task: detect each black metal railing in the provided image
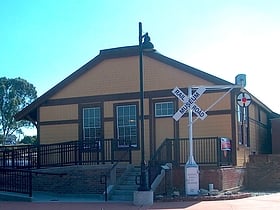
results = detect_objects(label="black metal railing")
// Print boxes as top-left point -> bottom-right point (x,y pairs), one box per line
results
0,168 -> 67,197
148,137 -> 232,185
0,139 -> 132,197
0,139 -> 132,169
0,167 -> 32,197
100,144 -> 133,201
150,137 -> 232,166
0,137 -> 232,196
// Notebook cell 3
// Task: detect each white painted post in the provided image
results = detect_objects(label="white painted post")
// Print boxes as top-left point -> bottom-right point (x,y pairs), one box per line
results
188,87 -> 194,164
185,87 -> 199,196
173,82 -> 243,196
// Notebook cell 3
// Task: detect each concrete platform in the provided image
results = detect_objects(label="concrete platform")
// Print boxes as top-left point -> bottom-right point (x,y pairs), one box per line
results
0,191 -> 32,202
0,191 -> 104,202
133,190 -> 153,206
0,193 -> 280,210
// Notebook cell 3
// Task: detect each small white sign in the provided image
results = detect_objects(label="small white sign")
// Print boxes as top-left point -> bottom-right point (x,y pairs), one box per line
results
185,165 -> 199,195
237,92 -> 251,107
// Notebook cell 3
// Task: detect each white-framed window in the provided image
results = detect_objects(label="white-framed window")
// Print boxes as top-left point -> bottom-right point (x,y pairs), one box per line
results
116,105 -> 137,148
155,101 -> 174,117
83,107 -> 101,148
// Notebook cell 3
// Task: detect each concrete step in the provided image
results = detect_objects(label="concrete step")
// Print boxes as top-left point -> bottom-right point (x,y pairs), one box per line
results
116,185 -> 138,190
110,193 -> 133,201
113,189 -> 135,195
109,166 -> 141,201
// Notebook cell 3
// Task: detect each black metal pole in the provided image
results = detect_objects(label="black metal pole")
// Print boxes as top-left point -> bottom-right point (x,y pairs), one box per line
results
138,22 -> 150,191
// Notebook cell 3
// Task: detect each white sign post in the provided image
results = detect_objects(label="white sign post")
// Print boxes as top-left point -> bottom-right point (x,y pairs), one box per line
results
172,81 -> 244,196
185,87 -> 199,196
172,86 -> 207,196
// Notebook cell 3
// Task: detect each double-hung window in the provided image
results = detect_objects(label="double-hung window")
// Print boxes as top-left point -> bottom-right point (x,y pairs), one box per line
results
116,105 -> 137,148
83,107 -> 101,149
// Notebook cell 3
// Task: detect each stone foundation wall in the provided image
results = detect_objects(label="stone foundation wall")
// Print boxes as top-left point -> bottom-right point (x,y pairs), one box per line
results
246,154 -> 280,190
170,166 -> 245,192
32,164 -> 246,195
32,165 -> 123,194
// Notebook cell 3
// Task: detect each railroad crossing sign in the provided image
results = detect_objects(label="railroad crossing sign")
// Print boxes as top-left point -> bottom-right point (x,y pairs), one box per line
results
172,87 -> 207,121
237,92 -> 251,107
172,83 -> 243,196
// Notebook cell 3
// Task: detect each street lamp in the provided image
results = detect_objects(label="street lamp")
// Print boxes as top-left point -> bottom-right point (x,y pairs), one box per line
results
138,22 -> 154,191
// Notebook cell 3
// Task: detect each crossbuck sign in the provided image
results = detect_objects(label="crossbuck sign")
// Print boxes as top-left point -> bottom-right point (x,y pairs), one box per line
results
172,87 -> 207,121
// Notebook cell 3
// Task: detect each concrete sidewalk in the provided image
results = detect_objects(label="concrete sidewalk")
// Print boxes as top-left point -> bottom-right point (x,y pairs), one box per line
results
0,193 -> 280,210
0,191 -> 105,202
32,191 -> 105,202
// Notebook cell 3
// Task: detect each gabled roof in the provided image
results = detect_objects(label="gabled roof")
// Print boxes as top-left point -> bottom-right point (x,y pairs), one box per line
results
15,45 -> 274,122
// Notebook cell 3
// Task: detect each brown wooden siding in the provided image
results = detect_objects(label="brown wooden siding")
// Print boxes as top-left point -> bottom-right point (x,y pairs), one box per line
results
104,121 -> 114,139
40,124 -> 78,144
38,90 -> 237,164
34,54 -> 273,167
154,118 -> 175,151
196,92 -> 231,111
50,56 -> 214,100
249,104 -> 258,152
40,104 -> 78,122
176,114 -> 232,138
51,58 -> 139,99
271,118 -> 280,154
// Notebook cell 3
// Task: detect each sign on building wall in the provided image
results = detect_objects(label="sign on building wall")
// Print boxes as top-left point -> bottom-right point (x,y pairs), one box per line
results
221,137 -> 231,151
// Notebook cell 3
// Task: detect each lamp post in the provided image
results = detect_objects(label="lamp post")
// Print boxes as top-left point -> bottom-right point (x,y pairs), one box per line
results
138,22 -> 154,191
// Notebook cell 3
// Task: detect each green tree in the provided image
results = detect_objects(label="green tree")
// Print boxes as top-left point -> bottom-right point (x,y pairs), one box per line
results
0,77 -> 37,142
20,135 -> 37,145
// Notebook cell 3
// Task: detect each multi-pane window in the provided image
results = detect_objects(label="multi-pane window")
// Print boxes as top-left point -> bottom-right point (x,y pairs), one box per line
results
116,105 -> 137,148
83,107 -> 101,149
155,102 -> 174,117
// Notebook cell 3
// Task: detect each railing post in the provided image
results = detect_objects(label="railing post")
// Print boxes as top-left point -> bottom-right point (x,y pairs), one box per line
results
101,139 -> 105,164
166,139 -> 173,163
11,147 -> 15,168
3,150 -> 6,167
111,139 -> 115,164
27,146 -> 31,169
129,143 -> 132,164
28,170 -> 32,197
60,144 -> 63,166
74,141 -> 78,165
174,138 -> 180,166
36,144 -> 41,169
100,174 -> 108,201
217,137 -> 221,166
96,140 -> 100,165
78,141 -> 82,165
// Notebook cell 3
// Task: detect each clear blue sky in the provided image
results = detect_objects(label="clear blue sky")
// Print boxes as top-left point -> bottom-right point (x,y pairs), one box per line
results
1,0 -> 280,117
